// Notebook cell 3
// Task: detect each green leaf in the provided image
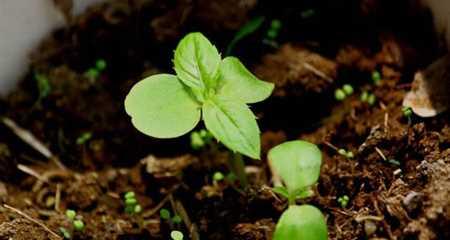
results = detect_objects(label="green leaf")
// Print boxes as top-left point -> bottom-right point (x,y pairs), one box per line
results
34,73 -> 51,99
125,74 -> 201,138
225,16 -> 265,56
172,215 -> 182,224
160,208 -> 171,220
295,186 -> 315,199
202,97 -> 260,159
217,57 -> 274,104
268,140 -> 322,194
272,186 -> 290,199
174,32 -> 221,92
273,205 -> 328,240
170,230 -> 184,240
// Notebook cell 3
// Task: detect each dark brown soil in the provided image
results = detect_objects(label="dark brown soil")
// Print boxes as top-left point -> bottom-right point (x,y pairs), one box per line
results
0,0 -> 449,239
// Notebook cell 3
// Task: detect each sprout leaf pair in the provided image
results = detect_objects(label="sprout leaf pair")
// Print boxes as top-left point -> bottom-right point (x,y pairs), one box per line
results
268,140 -> 328,240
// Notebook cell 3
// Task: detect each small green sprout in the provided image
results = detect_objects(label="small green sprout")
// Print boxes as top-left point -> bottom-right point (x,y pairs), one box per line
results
76,132 -> 92,145
367,93 -> 376,105
269,141 -> 328,240
371,70 -> 381,85
64,209 -> 85,232
95,59 -> 107,71
124,191 -> 141,214
190,129 -> 213,150
125,32 -> 274,187
170,230 -> 184,240
360,91 -> 376,105
160,208 -> 171,220
334,89 -> 346,101
84,58 -> 107,81
273,205 -> 328,240
124,191 -> 135,199
360,91 -> 367,102
59,227 -> 71,239
263,19 -> 283,48
338,148 -> 354,159
402,106 -> 413,124
402,106 -> 412,117
342,84 -> 354,95
271,19 -> 282,30
34,72 -> 51,101
212,171 -> 225,182
337,195 -> 350,208
73,220 -> 85,231
267,19 -> 282,39
226,16 -> 265,56
85,68 -> 99,80
268,140 -> 322,205
65,209 -> 76,221
160,208 -> 182,225
335,84 -> 354,101
172,215 -> 182,224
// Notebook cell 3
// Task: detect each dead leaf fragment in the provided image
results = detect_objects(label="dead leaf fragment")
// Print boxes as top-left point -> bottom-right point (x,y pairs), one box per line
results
141,155 -> 196,178
403,55 -> 450,117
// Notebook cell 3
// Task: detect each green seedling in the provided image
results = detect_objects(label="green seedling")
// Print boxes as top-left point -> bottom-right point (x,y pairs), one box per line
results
124,191 -> 142,214
360,91 -> 376,105
342,84 -> 354,95
268,140 -> 322,205
335,84 -> 354,101
367,93 -> 376,105
402,106 -> 413,125
334,89 -> 346,101
76,132 -> 92,145
360,91 -> 368,102
84,58 -> 107,81
64,209 -> 85,232
371,70 -> 381,85
160,208 -> 182,224
34,72 -> 51,101
125,32 -> 274,187
263,19 -> 283,48
226,16 -> 265,56
273,205 -> 328,240
95,59 -> 107,71
65,209 -> 76,220
73,220 -> 85,231
338,148 -> 354,159
337,195 -> 350,208
402,106 -> 412,117
267,19 -> 282,39
170,230 -> 184,240
269,140 -> 328,240
212,171 -> 225,182
190,129 -> 214,150
59,227 -> 71,239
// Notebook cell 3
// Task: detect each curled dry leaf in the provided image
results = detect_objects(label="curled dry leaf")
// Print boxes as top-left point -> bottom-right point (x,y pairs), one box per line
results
141,155 -> 196,178
403,55 -> 450,117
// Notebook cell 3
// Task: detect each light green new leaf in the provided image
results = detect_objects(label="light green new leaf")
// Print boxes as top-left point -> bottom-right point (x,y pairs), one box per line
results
174,32 -> 221,92
217,57 -> 274,104
202,97 -> 260,159
268,140 -> 322,194
272,186 -> 290,199
273,205 -> 328,240
125,74 -> 201,138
